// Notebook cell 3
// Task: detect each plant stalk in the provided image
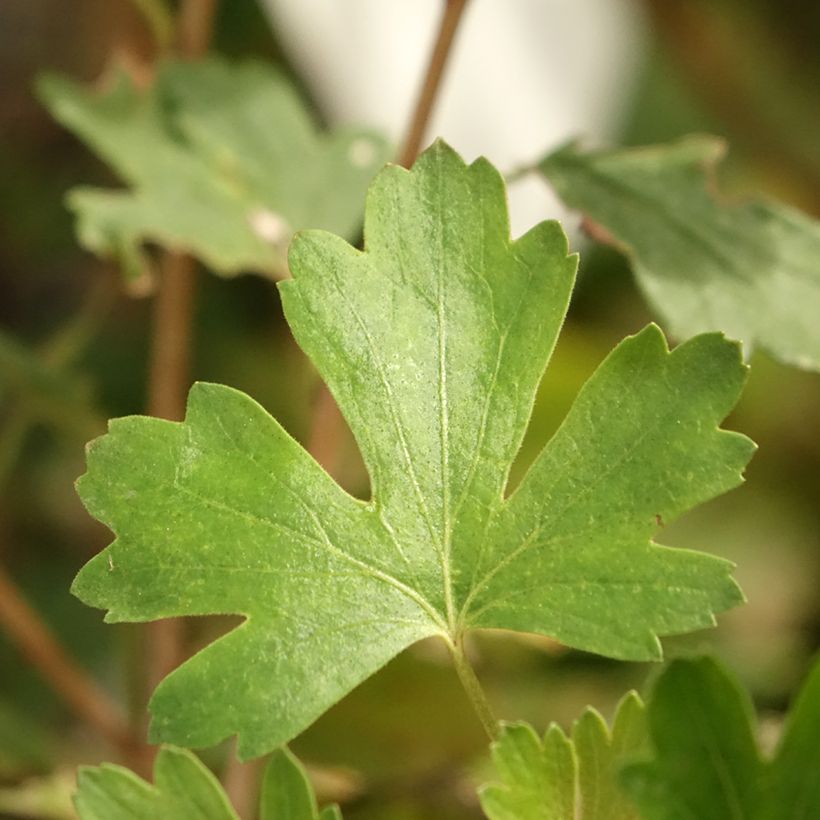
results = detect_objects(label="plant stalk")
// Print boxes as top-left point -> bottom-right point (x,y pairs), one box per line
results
398,0 -> 470,169
140,0 -> 219,715
0,565 -> 150,769
307,0 -> 471,475
449,637 -> 500,741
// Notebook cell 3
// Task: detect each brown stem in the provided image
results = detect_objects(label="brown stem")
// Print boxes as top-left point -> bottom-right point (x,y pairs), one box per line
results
0,565 -> 151,770
139,0 -> 219,725
307,0 -> 471,475
142,253 -> 196,704
307,384 -> 346,477
222,741 -> 266,818
397,0 -> 470,169
175,0 -> 219,59
146,252 -> 197,422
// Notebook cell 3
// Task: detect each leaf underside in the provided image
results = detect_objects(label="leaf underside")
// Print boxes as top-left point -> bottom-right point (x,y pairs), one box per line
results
38,57 -> 389,281
539,136 -> 820,371
74,141 -> 754,758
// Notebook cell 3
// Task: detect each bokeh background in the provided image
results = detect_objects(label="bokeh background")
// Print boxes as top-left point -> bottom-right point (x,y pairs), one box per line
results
1,1 -> 819,817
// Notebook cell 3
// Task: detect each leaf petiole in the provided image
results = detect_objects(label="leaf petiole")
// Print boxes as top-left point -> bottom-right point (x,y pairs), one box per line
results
448,636 -> 500,741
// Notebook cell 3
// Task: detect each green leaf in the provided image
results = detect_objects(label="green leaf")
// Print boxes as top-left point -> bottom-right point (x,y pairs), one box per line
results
760,656 -> 820,819
573,693 -> 646,820
37,57 -> 389,281
73,142 -> 753,758
74,745 -> 339,820
260,747 -> 342,820
481,724 -> 575,820
480,693 -> 645,820
622,656 -> 820,820
538,137 -> 820,371
73,746 -> 238,820
622,657 -> 762,819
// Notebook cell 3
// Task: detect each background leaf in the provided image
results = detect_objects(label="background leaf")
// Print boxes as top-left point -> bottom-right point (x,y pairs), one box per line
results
73,746 -> 238,820
74,745 -> 339,820
538,137 -> 820,371
38,57 -> 389,281
758,656 -> 820,819
621,656 -> 801,820
261,747 -> 343,820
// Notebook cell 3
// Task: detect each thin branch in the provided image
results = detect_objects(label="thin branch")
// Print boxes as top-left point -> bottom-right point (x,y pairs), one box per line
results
307,0 -> 471,476
306,384 -> 346,477
0,565 -> 150,767
146,252 -> 197,422
222,741 -> 266,818
175,0 -> 219,59
398,0 -> 470,169
141,0 -> 219,716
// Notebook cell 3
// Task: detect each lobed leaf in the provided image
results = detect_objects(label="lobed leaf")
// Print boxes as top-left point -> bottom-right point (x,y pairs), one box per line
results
38,57 -> 389,282
480,693 -> 646,819
480,723 -> 575,820
73,745 -> 339,820
74,141 -> 754,757
73,746 -> 238,820
573,693 -> 646,820
260,748 -> 343,820
539,137 -> 820,371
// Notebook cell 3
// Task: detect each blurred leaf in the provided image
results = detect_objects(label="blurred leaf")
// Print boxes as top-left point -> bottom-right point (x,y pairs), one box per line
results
0,698 -> 52,778
480,693 -> 646,819
38,57 -> 390,282
0,328 -> 102,438
72,142 -> 752,760
758,655 -> 820,818
539,137 -> 820,371
260,748 -> 343,820
75,746 -> 237,820
0,769 -> 75,820
129,0 -> 174,51
74,746 -> 337,820
622,655 -> 820,819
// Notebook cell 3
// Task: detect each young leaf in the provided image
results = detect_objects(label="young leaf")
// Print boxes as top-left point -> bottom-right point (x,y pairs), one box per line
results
538,137 -> 820,371
73,142 -> 754,758
480,693 -> 646,820
73,746 -> 238,820
38,57 -> 389,281
261,747 -> 342,820
73,745 -> 339,820
622,656 -> 820,819
480,723 -> 575,820
573,693 -> 646,820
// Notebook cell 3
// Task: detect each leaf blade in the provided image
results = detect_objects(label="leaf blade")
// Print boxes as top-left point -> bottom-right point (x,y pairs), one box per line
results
539,137 -> 820,371
73,746 -> 238,820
